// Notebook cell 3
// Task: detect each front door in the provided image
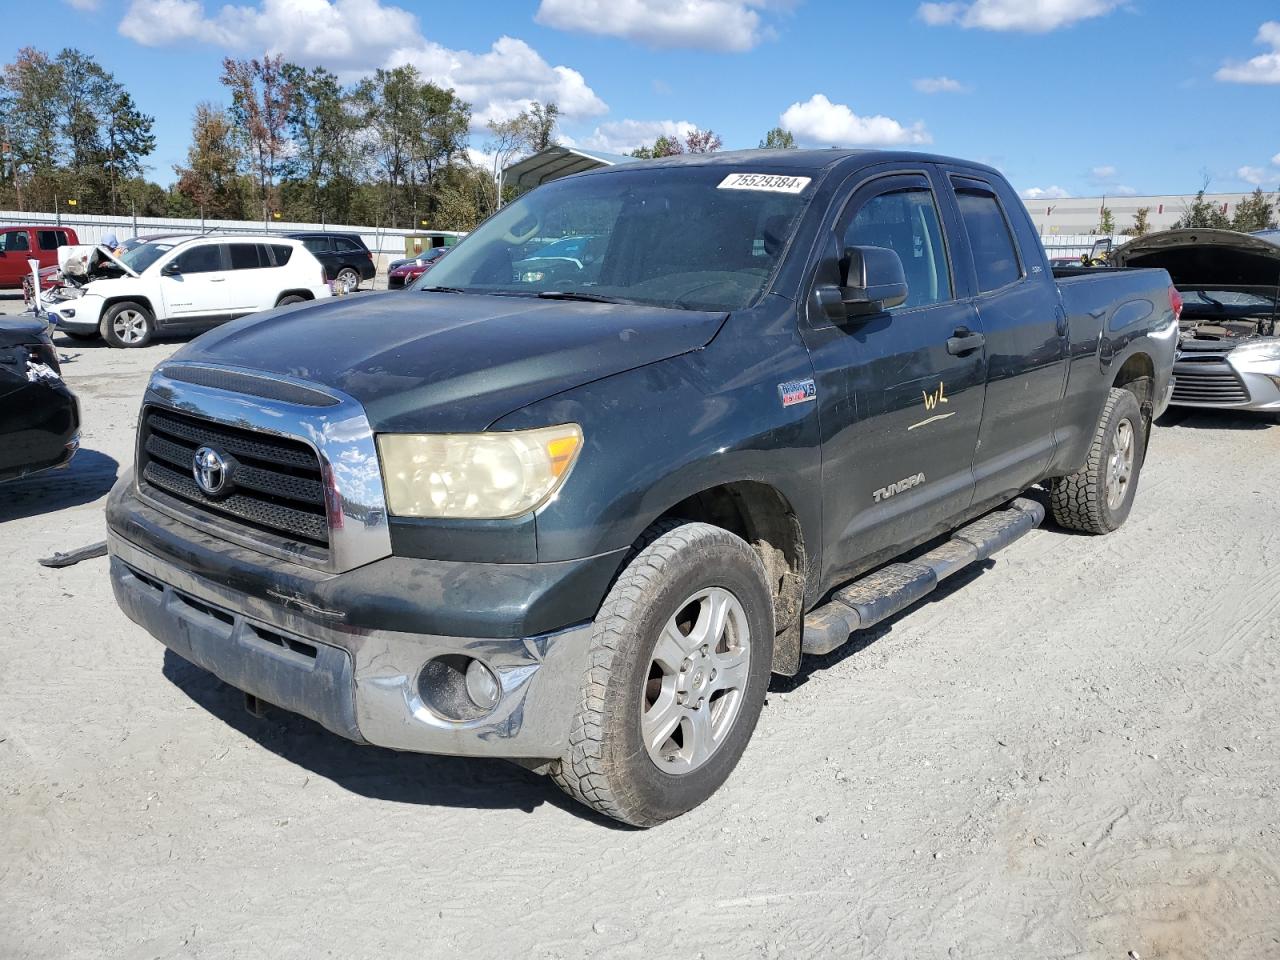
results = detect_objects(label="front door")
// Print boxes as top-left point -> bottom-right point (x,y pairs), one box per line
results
157,243 -> 229,321
0,230 -> 32,286
802,170 -> 988,588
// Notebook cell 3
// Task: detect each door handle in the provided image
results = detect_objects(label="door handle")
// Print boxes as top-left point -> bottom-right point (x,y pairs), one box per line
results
210,278 -> 226,282
946,329 -> 986,356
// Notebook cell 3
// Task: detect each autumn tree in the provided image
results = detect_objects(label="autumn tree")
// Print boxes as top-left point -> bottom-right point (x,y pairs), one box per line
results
174,102 -> 248,219
685,128 -> 722,153
221,54 -> 293,215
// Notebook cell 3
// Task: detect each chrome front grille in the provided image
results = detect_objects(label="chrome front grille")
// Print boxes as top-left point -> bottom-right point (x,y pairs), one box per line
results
139,407 -> 330,548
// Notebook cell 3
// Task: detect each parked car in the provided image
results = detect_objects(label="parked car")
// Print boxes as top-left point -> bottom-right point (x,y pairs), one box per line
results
287,232 -> 374,292
41,235 -> 331,348
27,233 -> 198,305
511,234 -> 604,284
106,150 -> 1175,825
1,226 -> 79,292
0,318 -> 79,483
388,246 -> 449,288
1111,228 -> 1280,417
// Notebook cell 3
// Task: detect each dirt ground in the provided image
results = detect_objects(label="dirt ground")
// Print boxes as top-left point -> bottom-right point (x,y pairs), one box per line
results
2,296 -> 1278,959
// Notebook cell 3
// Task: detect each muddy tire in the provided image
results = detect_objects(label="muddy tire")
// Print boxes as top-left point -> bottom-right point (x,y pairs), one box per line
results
1050,387 -> 1145,534
100,301 -> 155,349
550,521 -> 774,827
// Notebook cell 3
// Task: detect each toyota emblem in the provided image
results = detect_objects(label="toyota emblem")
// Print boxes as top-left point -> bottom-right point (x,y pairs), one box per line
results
193,446 -> 229,496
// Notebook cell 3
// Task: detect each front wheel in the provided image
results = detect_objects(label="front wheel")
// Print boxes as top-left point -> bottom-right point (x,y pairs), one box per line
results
550,522 -> 774,827
1050,387 -> 1145,534
100,301 -> 155,348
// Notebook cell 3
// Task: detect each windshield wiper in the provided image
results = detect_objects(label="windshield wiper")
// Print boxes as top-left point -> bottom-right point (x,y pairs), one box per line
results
536,290 -> 625,304
420,285 -> 467,294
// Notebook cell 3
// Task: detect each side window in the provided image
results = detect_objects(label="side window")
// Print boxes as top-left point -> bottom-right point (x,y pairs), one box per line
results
37,230 -> 61,250
302,237 -> 328,254
843,187 -> 952,310
228,243 -> 268,269
954,187 -> 1023,293
5,231 -> 30,252
334,237 -> 362,253
172,244 -> 223,274
269,244 -> 293,265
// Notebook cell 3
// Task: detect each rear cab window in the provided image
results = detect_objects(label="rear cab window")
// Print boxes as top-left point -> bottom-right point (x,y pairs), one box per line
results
951,178 -> 1025,294
37,230 -> 62,251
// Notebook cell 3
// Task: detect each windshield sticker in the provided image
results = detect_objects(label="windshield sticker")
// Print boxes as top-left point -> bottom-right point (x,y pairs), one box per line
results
719,173 -> 811,194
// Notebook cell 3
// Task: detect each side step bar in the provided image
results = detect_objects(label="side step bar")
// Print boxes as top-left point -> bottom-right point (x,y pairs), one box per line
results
801,497 -> 1045,656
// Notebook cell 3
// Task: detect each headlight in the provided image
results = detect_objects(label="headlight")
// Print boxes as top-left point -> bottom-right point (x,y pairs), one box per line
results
1232,341 -> 1280,363
378,424 -> 583,519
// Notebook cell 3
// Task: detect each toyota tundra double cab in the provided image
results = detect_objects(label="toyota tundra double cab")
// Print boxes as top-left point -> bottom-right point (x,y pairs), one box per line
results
107,150 -> 1177,825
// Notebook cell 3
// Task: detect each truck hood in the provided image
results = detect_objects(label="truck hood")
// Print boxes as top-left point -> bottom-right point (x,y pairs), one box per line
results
1112,229 -> 1280,288
169,292 -> 728,433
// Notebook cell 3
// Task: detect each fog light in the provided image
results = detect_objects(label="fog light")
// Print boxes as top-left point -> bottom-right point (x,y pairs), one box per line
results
465,659 -> 500,710
60,308 -> 76,318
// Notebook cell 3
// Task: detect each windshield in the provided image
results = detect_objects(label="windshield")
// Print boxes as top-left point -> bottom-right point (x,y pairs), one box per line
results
120,241 -> 175,274
423,166 -> 813,311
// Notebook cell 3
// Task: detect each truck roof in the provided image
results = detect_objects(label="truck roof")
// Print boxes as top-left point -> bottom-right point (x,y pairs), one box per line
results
576,148 -> 1004,180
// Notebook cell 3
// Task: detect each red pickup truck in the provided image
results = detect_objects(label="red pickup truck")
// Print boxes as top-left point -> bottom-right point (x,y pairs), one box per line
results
0,225 -> 80,291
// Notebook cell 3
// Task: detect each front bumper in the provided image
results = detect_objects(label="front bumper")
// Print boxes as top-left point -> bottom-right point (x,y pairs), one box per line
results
110,528 -> 596,759
1170,356 -> 1280,412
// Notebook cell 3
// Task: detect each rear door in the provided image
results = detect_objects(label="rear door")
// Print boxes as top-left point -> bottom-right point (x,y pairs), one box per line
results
156,243 -> 230,322
802,168 -> 988,585
36,230 -> 65,268
225,242 -> 279,315
942,171 -> 1066,505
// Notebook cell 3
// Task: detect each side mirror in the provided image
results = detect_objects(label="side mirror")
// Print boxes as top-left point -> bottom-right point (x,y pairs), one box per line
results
840,245 -> 908,315
161,261 -> 181,276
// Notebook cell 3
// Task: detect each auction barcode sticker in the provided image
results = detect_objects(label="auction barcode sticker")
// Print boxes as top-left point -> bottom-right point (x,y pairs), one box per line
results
717,173 -> 811,193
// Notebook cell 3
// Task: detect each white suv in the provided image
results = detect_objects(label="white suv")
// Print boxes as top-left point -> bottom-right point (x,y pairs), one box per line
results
45,235 -> 333,348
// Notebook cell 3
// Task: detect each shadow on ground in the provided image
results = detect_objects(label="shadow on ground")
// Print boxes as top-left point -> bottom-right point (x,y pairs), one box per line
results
1157,408 -> 1273,431
0,448 -> 118,523
161,648 -> 626,826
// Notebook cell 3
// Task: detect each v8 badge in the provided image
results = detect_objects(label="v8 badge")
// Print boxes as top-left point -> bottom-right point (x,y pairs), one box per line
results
778,378 -> 817,408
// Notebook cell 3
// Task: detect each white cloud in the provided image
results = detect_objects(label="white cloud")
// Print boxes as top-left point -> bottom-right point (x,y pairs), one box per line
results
1273,152 -> 1280,166
535,0 -> 788,52
1021,186 -> 1072,200
582,119 -> 697,154
64,0 -> 102,9
119,0 -> 606,128
1238,166 -> 1270,186
1090,165 -> 1117,180
1216,21 -> 1280,84
1112,185 -> 1137,196
913,76 -> 969,94
918,0 -> 1120,33
779,94 -> 930,147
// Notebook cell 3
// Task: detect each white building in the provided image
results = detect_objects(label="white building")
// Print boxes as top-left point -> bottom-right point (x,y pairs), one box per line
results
1023,191 -> 1265,236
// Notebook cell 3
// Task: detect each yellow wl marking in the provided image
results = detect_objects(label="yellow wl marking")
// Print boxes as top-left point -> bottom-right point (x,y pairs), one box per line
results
922,382 -> 948,411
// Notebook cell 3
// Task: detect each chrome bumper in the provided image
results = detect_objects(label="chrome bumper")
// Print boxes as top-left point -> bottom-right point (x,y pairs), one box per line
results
109,531 -> 593,760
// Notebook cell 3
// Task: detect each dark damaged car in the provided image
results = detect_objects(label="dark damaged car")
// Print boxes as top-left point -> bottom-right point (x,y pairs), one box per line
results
0,318 -> 79,483
1113,228 -> 1280,417
106,150 -> 1176,826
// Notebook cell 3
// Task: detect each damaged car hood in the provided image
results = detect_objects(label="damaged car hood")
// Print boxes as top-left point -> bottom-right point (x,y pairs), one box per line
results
166,292 -> 728,433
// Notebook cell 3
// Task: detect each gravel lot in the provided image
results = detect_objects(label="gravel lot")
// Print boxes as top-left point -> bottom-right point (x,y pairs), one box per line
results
2,295 -> 1278,959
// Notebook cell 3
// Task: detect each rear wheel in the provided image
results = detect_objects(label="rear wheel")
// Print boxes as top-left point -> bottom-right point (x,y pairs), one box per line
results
100,301 -> 155,349
276,294 -> 307,306
335,267 -> 360,293
1050,387 -> 1145,534
550,522 -> 774,827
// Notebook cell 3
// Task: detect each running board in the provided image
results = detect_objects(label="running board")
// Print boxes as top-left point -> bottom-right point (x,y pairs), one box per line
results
801,497 -> 1045,656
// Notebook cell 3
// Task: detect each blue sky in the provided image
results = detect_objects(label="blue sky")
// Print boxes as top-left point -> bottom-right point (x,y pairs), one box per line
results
15,0 -> 1280,199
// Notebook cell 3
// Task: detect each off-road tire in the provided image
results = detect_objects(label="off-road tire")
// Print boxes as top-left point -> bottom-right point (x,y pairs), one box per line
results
1050,387 -> 1145,534
550,521 -> 774,827
100,301 -> 155,349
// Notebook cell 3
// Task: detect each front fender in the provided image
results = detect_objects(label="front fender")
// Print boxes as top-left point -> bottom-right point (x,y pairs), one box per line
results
492,318 -> 823,568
